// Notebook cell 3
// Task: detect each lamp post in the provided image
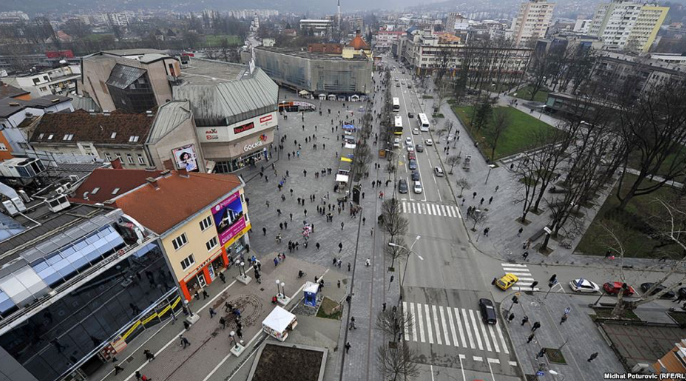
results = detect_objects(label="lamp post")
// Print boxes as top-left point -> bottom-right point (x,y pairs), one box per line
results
484,164 -> 496,185
390,235 -> 423,302
275,279 -> 281,297
229,331 -> 237,349
239,261 -> 246,278
281,282 -> 286,297
183,299 -> 194,317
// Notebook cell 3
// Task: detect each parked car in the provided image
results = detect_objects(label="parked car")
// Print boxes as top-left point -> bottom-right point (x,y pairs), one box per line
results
640,283 -> 676,299
415,144 -> 424,152
398,179 -> 408,193
496,274 -> 519,290
603,282 -> 635,296
569,278 -> 600,293
425,139 -> 434,146
405,137 -> 412,145
409,160 -> 417,170
411,170 -> 420,181
479,298 -> 497,325
413,181 -> 423,194
434,167 -> 444,177
407,152 -> 416,160
412,128 -> 420,135
407,145 -> 415,153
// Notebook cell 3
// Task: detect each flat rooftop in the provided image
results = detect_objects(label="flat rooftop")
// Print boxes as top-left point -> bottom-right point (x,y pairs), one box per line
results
256,47 -> 370,61
178,58 -> 248,85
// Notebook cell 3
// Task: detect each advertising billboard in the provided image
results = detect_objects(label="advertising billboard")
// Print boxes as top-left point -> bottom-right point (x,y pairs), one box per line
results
212,191 -> 246,246
199,111 -> 278,142
172,144 -> 199,172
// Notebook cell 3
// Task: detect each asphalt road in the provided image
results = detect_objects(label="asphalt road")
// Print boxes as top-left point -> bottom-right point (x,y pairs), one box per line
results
385,58 -> 520,380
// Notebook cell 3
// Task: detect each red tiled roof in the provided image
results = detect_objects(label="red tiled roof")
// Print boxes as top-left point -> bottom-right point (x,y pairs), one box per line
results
348,34 -> 369,50
70,167 -> 164,204
113,171 -> 243,234
30,110 -> 155,145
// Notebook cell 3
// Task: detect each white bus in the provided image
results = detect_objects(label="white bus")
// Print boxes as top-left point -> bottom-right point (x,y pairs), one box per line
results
392,97 -> 400,112
393,115 -> 403,135
418,113 -> 430,132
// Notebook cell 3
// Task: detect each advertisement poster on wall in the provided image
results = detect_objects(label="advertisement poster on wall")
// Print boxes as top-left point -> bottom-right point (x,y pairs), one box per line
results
212,191 -> 246,246
172,144 -> 199,172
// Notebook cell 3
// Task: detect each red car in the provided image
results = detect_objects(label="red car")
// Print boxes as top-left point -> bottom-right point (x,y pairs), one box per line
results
408,152 -> 416,160
603,282 -> 635,296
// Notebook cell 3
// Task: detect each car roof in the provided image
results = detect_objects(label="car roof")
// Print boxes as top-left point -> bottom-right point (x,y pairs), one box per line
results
479,298 -> 493,305
502,273 -> 519,281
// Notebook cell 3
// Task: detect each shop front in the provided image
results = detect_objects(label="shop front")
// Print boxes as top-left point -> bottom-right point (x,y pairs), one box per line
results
179,248 -> 228,300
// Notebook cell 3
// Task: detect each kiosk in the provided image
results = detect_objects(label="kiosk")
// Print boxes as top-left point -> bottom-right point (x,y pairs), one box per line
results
303,281 -> 319,307
262,306 -> 298,342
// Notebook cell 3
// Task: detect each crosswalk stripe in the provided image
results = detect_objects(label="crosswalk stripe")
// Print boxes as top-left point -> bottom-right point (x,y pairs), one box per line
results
447,306 -> 459,348
488,325 -> 500,353
433,204 -> 439,215
410,303 -> 418,342
402,203 -> 459,218
496,323 -> 509,354
454,307 -> 466,348
438,205 -> 445,216
432,305 -> 442,345
518,277 -> 535,282
478,318 -> 492,352
445,205 -> 453,217
504,272 -> 532,276
425,304 -> 434,344
427,204 -> 433,216
402,201 -> 407,213
512,287 -> 540,291
403,302 -> 410,340
416,303 -> 425,343
469,310 -> 483,350
461,308 -> 475,349
501,263 -> 528,267
439,306 -> 451,345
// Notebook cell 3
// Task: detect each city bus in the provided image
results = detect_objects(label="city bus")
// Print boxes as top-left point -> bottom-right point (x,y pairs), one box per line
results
393,115 -> 403,135
418,113 -> 430,132
392,97 -> 400,113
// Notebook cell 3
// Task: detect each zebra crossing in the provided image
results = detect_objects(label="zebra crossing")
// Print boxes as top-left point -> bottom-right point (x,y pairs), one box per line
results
402,302 -> 510,355
401,201 -> 461,218
501,263 -> 539,291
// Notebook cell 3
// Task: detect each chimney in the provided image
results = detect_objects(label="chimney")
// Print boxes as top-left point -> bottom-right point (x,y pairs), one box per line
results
146,177 -> 159,190
111,158 -> 123,169
178,168 -> 189,178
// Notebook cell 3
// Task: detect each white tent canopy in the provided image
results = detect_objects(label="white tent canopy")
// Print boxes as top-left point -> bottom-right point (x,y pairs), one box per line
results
262,306 -> 295,334
299,90 -> 310,95
336,174 -> 349,183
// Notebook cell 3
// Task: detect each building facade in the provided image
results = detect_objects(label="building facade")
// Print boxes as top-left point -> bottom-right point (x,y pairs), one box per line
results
374,30 -> 404,51
510,0 -> 555,47
588,0 -> 668,52
591,51 -> 686,95
4,65 -> 80,99
299,19 -> 334,37
254,46 -> 373,96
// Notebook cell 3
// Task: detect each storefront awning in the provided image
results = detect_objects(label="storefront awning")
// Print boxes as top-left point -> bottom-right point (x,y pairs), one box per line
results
263,306 -> 296,333
336,174 -> 349,183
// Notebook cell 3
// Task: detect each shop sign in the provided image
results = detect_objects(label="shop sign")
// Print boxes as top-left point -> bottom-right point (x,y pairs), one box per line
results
259,114 -> 273,124
204,128 -> 219,140
244,140 -> 263,152
233,122 -> 255,134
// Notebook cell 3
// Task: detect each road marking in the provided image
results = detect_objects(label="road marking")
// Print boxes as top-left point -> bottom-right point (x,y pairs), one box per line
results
473,356 -> 483,362
488,324 -> 500,353
495,323 -> 510,354
416,303 -> 426,343
447,306 -> 459,347
487,355 -> 497,381
512,286 -> 540,291
503,271 -> 533,276
454,307 -> 466,347
469,309 -> 483,350
402,201 -> 407,213
426,304 -> 435,344
487,358 -> 500,364
410,302 -> 418,342
402,201 -> 459,218
501,263 -> 528,267
432,305 -> 442,345
439,205 -> 447,216
439,306 -> 451,345
478,317 -> 492,352
459,355 -> 466,381
509,361 -> 518,366
403,302 -> 410,340
426,204 -> 433,215
462,308 -> 476,349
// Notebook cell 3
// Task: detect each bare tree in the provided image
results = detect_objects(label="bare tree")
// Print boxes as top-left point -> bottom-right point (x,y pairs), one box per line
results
456,177 -> 470,197
376,343 -> 420,381
375,308 -> 413,342
488,110 -> 511,161
467,209 -> 488,231
385,237 -> 408,270
381,198 -> 409,240
446,156 -> 462,175
352,142 -> 372,182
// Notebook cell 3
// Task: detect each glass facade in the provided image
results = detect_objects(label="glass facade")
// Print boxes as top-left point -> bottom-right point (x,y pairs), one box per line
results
0,241 -> 175,381
214,149 -> 269,173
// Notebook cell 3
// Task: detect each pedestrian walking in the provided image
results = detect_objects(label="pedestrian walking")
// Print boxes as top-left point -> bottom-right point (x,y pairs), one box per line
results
183,320 -> 190,330
180,335 -> 191,348
202,289 -> 209,299
521,316 -> 529,326
588,352 -> 599,362
316,242 -> 321,250
560,315 -> 567,324
473,192 -> 477,199
209,307 -> 216,318
144,349 -> 155,361
348,263 -> 351,271
532,321 -> 541,332
349,317 -> 357,330
114,362 -> 124,375
219,316 -> 226,329
371,227 -> 374,235
531,281 -> 539,290
366,258 -> 371,267
266,201 -> 270,208
508,313 -> 515,323
383,302 -> 387,312
523,251 -> 529,260
337,280 -> 341,288
480,197 -> 484,205
518,227 -> 523,237
262,227 -> 266,236
527,333 -> 535,343
345,342 -> 351,353
341,222 -> 345,230
489,196 -> 493,204
537,348 -> 547,358
495,185 -> 500,192
338,242 -> 343,252
219,272 -> 226,283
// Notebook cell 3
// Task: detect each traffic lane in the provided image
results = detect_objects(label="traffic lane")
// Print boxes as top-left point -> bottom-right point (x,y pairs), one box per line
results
415,362 -> 522,381
411,140 -> 454,204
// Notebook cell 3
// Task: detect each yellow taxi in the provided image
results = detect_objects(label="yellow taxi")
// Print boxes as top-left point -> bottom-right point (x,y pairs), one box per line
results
496,274 -> 519,290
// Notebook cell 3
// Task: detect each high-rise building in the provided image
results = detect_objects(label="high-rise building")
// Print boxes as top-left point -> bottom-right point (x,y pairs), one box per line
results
510,0 -> 555,47
588,0 -> 668,52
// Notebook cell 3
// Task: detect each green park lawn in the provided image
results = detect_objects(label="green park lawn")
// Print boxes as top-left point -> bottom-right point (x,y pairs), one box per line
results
204,34 -> 241,47
452,105 -> 557,160
576,174 -> 683,259
627,145 -> 686,178
510,84 -> 550,103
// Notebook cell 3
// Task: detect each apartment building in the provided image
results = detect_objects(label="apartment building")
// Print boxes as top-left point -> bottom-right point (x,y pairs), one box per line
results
510,0 -> 556,47
588,0 -> 668,52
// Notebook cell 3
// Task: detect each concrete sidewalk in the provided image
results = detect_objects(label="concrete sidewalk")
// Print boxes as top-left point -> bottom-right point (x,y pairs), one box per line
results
501,292 -> 624,381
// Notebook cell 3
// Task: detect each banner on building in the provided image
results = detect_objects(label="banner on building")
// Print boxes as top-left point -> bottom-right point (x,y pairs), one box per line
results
172,144 -> 199,172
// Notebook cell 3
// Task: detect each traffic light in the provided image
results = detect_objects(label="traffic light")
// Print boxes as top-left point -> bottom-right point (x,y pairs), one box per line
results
512,295 -> 519,304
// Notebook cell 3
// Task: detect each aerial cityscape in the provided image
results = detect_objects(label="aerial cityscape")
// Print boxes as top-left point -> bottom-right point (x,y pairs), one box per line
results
0,0 -> 685,380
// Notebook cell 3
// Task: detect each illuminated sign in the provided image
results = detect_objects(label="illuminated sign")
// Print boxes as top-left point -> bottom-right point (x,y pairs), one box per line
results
233,122 -> 255,134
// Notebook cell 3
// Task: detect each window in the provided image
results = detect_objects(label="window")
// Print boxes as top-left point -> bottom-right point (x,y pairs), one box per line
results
111,187 -> 120,195
105,153 -> 112,161
180,254 -> 195,271
172,233 -> 188,250
129,136 -> 139,143
199,215 -> 213,231
38,133 -> 44,139
0,143 -> 6,151
137,154 -> 145,165
126,154 -> 134,164
111,132 -> 117,139
91,187 -> 100,194
47,134 -> 53,140
206,237 -> 218,251
63,134 -> 73,141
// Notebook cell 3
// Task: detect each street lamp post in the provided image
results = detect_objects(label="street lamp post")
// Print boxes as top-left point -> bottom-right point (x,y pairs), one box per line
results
275,279 -> 281,297
390,235 -> 423,303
